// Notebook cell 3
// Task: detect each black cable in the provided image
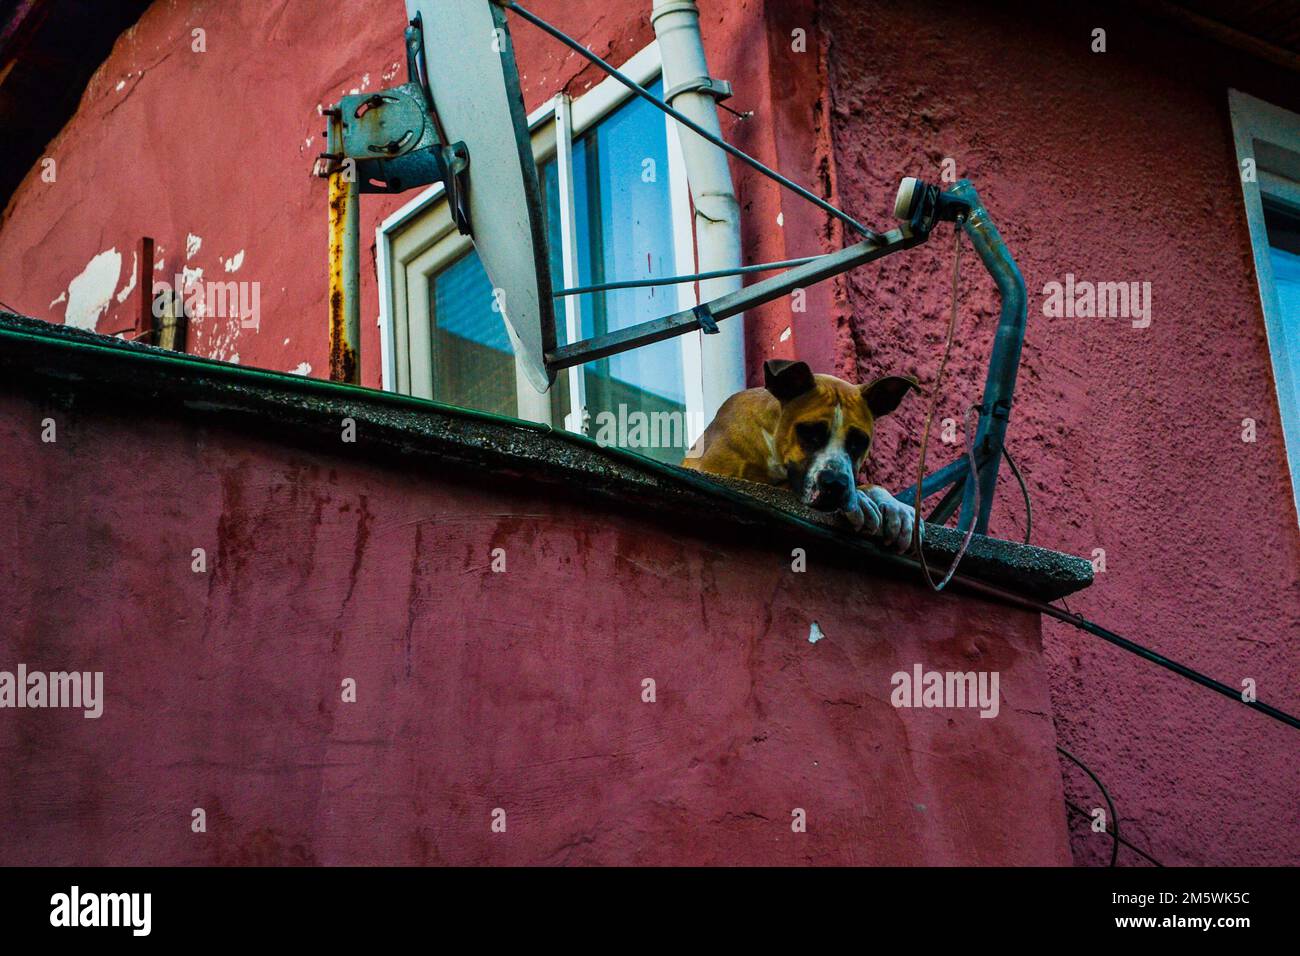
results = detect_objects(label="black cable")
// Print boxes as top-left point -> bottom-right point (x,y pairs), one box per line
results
1002,445 -> 1031,545
992,442 -> 1268,865
1063,799 -> 1163,866
1002,448 -> 1156,867
951,572 -> 1300,730
988,445 -> 1300,730
1057,745 -> 1119,867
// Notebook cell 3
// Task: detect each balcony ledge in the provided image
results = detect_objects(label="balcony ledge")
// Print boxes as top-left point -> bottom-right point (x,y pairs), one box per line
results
0,310 -> 1092,602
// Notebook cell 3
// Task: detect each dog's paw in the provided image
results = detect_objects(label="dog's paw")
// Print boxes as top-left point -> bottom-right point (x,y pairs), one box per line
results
841,488 -> 883,535
865,486 -> 916,553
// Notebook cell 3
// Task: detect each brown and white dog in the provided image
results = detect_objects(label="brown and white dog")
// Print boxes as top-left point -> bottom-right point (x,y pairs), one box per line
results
681,359 -> 920,552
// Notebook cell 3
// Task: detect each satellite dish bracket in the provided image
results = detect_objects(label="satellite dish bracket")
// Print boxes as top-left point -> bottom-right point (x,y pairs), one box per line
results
325,15 -> 473,233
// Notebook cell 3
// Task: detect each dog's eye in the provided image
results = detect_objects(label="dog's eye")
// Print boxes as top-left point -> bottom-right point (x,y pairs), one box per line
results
795,421 -> 829,449
846,428 -> 871,459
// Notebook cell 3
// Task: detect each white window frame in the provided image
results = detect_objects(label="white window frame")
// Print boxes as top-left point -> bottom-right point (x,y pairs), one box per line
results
1229,89 -> 1300,523
377,41 -> 715,443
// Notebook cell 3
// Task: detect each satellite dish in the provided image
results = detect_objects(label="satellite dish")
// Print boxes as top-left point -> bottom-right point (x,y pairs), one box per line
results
405,0 -> 556,391
319,2 -> 1027,536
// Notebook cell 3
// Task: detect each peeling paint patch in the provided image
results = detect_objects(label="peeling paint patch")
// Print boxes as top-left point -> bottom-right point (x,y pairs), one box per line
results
64,248 -> 122,330
49,291 -> 67,310
181,267 -> 204,319
223,250 -> 245,273
186,234 -> 202,260
779,326 -> 792,342
290,362 -> 312,376
808,620 -> 825,644
776,212 -> 784,227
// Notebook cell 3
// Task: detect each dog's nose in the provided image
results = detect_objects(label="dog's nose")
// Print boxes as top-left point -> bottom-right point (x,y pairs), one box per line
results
816,471 -> 850,498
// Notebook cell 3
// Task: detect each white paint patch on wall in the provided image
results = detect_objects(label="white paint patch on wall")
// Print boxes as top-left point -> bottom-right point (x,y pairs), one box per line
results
186,234 -> 202,260
64,248 -> 122,330
289,362 -> 312,376
49,291 -> 67,309
223,250 -> 245,273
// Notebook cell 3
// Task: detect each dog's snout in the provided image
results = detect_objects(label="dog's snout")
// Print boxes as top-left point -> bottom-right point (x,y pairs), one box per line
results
816,470 -> 850,498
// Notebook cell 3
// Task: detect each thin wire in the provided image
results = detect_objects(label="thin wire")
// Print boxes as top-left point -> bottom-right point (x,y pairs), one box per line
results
1057,745 -> 1120,867
1063,800 -> 1163,866
948,573 -> 1300,730
993,447 -> 1159,868
1003,444 -> 1031,545
914,224 -> 979,591
553,255 -> 824,297
912,417 -> 1300,731
506,1 -> 878,241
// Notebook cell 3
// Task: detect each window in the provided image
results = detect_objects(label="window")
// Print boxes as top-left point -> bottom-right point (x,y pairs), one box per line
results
1229,90 -> 1300,523
379,43 -> 728,465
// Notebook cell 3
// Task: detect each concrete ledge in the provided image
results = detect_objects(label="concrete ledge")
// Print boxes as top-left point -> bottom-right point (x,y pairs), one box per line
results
0,311 -> 1092,601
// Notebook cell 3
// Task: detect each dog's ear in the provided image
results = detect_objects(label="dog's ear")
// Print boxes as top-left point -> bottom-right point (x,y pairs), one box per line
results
862,375 -> 921,417
763,359 -> 816,402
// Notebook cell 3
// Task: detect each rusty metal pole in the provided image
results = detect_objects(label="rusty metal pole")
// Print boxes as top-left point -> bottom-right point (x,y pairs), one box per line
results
326,107 -> 361,384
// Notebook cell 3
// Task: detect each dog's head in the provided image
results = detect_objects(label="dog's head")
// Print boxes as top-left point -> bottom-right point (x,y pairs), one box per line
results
763,359 -> 919,512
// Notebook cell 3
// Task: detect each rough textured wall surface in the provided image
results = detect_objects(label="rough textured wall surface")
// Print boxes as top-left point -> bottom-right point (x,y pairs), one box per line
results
0,388 -> 1068,865
822,0 -> 1300,864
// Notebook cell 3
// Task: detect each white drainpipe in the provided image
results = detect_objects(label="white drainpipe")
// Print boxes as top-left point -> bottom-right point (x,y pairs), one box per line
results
651,0 -> 746,420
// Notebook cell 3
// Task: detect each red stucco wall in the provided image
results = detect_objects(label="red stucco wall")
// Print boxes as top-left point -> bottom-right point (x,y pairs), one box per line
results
0,0 -> 1296,865
0,0 -> 662,377
0,388 -> 1069,865
821,0 -> 1300,865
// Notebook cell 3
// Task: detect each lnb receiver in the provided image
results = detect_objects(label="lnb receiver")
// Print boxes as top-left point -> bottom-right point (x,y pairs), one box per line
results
894,177 -> 973,237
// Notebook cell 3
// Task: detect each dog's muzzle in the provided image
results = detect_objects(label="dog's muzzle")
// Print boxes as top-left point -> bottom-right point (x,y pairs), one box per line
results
802,452 -> 856,512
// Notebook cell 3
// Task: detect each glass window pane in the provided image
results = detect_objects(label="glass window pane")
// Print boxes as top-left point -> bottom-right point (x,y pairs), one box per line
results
430,253 -> 517,417
420,80 -> 689,453
572,80 -> 689,465
1264,198 -> 1300,436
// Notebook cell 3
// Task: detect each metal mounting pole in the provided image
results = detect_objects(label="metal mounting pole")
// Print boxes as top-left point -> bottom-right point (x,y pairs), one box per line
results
895,180 -> 1025,536
326,108 -> 361,384
954,180 -> 1025,534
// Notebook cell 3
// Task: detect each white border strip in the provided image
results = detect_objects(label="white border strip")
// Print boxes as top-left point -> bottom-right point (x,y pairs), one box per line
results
1228,88 -> 1300,524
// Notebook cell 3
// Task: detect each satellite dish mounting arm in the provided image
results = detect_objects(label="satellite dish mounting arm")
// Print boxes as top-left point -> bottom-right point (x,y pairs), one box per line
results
311,13 -> 473,383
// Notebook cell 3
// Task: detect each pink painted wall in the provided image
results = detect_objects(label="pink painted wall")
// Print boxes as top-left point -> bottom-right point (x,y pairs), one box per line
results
0,389 -> 1069,865
821,0 -> 1300,865
0,0 -> 1295,865
0,0 -> 660,377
